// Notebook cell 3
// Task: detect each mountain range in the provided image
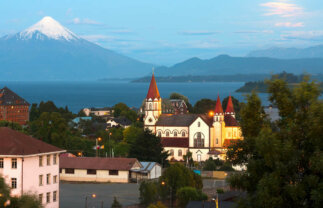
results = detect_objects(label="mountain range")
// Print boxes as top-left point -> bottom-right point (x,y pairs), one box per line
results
155,55 -> 323,76
248,45 -> 323,59
0,16 -> 152,81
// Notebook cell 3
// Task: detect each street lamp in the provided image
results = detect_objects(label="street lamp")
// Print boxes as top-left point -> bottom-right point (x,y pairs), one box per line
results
96,137 -> 102,157
161,181 -> 172,208
108,132 -> 112,157
85,193 -> 96,208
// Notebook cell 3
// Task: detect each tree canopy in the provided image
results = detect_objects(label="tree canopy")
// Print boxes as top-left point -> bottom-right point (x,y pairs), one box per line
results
226,77 -> 323,208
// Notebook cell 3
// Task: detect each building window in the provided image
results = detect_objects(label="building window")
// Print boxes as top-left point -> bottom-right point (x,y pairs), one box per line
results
46,192 -> 50,203
65,168 -> 75,174
12,158 -> 17,169
154,103 -> 157,110
0,158 -> 3,168
87,169 -> 97,175
198,122 -> 200,127
178,150 -> 182,156
157,132 -> 161,137
39,156 -> 43,167
174,131 -> 177,137
170,149 -> 174,156
109,170 -> 119,175
47,155 -> 51,166
228,132 -> 231,137
53,191 -> 57,202
194,132 -> 205,148
216,138 -> 219,144
149,103 -> 152,110
166,131 -> 170,137
39,194 -> 43,204
53,175 -> 57,184
233,131 -> 236,137
53,154 -> 57,165
11,178 -> 17,189
46,174 -> 51,184
59,168 -> 62,173
182,132 -> 185,137
39,175 -> 43,186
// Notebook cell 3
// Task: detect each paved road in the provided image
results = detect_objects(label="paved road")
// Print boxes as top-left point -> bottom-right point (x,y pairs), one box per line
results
60,182 -> 140,208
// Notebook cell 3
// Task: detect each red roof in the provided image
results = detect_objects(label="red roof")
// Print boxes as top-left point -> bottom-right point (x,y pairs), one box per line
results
224,115 -> 239,126
225,96 -> 234,113
60,157 -> 140,171
146,74 -> 160,99
214,95 -> 223,114
223,139 -> 239,147
0,127 -> 64,155
161,138 -> 189,147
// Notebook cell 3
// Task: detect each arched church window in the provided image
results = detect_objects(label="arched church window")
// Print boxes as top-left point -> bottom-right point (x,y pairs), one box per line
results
170,149 -> 174,156
194,132 -> 205,147
149,103 -> 152,110
174,131 -> 177,137
178,150 -> 182,156
216,138 -> 218,144
157,132 -> 161,137
182,132 -> 185,137
166,131 -> 170,137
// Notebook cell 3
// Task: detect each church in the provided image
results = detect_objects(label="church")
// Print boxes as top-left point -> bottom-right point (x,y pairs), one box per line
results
143,74 -> 243,161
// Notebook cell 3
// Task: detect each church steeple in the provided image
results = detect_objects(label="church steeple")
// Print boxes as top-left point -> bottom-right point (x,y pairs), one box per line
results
146,73 -> 160,100
214,95 -> 223,115
225,95 -> 235,117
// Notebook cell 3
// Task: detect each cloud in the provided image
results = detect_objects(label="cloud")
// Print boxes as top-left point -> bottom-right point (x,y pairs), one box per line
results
275,22 -> 304,27
69,18 -> 101,25
234,30 -> 274,34
261,2 -> 304,17
281,31 -> 323,41
80,35 -> 115,42
179,31 -> 219,36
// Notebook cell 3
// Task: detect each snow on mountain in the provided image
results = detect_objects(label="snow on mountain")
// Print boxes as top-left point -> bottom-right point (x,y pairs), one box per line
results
18,16 -> 79,41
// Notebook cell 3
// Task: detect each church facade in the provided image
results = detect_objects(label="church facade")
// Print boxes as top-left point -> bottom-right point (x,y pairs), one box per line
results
143,74 -> 243,161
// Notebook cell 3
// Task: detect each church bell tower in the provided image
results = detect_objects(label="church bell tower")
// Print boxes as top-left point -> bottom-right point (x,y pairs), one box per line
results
144,72 -> 162,133
212,95 -> 225,147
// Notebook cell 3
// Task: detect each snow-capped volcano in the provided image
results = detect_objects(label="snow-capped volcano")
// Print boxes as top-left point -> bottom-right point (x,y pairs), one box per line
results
0,16 -> 152,80
18,16 -> 79,41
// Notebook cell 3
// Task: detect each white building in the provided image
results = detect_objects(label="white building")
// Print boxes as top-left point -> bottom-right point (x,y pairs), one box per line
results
131,161 -> 162,181
0,127 -> 65,208
143,74 -> 243,161
60,156 -> 142,183
83,107 -> 114,117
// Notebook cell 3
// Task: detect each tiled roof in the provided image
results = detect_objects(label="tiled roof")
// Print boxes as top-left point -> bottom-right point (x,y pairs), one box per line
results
60,157 -> 139,171
0,127 -> 64,155
111,117 -> 132,126
223,139 -> 239,147
225,96 -> 234,113
156,114 -> 198,126
161,137 -> 189,147
215,95 -> 223,114
0,87 -> 29,106
146,74 -> 160,99
207,149 -> 223,155
224,115 -> 239,126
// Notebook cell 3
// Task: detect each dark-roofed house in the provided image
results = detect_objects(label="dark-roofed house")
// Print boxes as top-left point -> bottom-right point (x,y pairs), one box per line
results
0,127 -> 65,208
0,87 -> 30,125
106,116 -> 132,129
59,156 -> 142,183
143,74 -> 243,162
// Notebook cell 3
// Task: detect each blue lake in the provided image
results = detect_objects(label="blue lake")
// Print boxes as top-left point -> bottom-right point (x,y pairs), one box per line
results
0,81 -> 269,113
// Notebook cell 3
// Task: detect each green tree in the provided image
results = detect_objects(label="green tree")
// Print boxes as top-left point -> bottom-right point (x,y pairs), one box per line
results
0,177 -> 10,207
176,187 -> 208,208
9,194 -> 42,208
128,129 -> 168,164
203,157 -> 223,171
193,99 -> 216,114
147,201 -> 167,208
0,121 -> 23,131
139,181 -> 159,206
123,126 -> 143,144
226,78 -> 323,208
111,196 -> 122,208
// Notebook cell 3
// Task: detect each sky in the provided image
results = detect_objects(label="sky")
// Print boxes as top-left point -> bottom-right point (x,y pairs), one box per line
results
1,0 -> 323,65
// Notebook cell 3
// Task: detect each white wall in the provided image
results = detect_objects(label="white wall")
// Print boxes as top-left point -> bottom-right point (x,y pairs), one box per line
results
189,117 -> 210,148
156,126 -> 188,138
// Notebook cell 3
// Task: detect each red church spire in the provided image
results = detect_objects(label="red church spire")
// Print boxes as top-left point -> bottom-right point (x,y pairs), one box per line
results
225,95 -> 235,113
146,72 -> 160,99
214,95 -> 223,114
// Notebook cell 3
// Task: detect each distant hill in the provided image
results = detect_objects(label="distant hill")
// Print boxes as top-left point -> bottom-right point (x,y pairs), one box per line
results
155,55 -> 323,76
248,45 -> 323,59
0,16 -> 153,81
